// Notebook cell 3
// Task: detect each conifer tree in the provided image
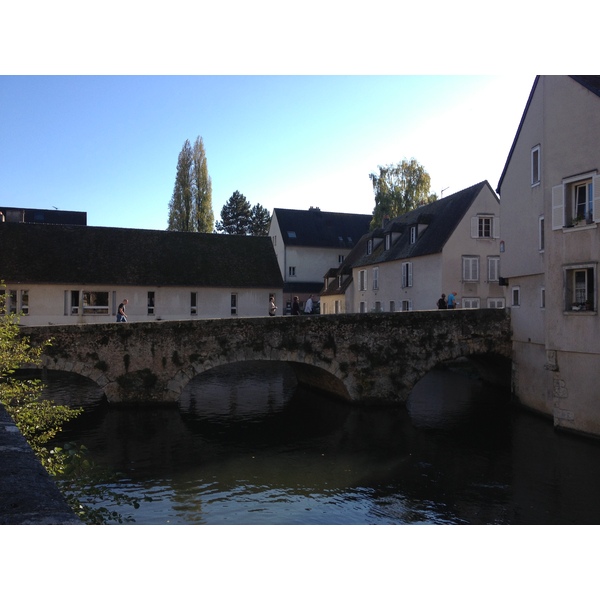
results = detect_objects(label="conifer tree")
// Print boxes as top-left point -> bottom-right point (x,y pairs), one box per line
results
215,190 -> 252,234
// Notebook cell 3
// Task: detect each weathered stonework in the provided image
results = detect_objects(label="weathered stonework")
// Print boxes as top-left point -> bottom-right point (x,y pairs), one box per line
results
20,309 -> 512,405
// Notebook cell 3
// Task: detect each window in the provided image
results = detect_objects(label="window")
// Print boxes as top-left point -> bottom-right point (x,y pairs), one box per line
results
540,287 -> 545,309
272,235 -> 277,246
372,267 -> 379,290
531,145 -> 540,186
463,297 -> 480,309
148,291 -> 155,315
487,298 -> 505,309
401,299 -> 413,312
358,270 -> 367,291
191,292 -> 197,315
231,294 -> 238,315
359,301 -> 366,313
0,289 -> 18,314
552,172 -> 600,229
385,234 -> 391,251
539,216 -> 544,251
389,300 -> 396,312
287,231 -> 296,238
511,286 -> 520,307
66,291 -> 110,315
409,226 -> 417,245
471,215 -> 499,239
487,256 -> 500,282
374,301 -> 382,312
367,239 -> 373,255
338,255 -> 345,263
334,300 -> 341,314
338,275 -> 343,289
462,256 -> 480,281
564,265 -> 595,312
288,266 -> 296,277
401,262 -> 413,288
20,290 -> 29,315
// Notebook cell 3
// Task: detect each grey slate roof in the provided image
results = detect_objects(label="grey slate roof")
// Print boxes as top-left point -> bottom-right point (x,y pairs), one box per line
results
273,207 -> 371,249
0,222 -> 283,288
320,232 -> 370,296
0,206 -> 87,226
352,181 -> 494,268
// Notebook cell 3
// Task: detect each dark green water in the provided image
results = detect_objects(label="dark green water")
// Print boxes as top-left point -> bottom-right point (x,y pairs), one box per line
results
35,361 -> 600,525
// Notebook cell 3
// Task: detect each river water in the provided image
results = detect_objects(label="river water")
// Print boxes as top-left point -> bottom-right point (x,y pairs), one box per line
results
33,361 -> 600,525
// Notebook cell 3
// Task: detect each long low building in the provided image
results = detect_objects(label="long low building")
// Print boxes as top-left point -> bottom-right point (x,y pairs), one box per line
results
0,222 -> 284,325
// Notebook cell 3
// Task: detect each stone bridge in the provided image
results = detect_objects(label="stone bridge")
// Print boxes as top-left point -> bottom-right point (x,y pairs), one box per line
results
19,309 -> 512,405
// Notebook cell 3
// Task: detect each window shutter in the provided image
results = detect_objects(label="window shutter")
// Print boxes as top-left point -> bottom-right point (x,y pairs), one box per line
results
471,216 -> 478,238
493,217 -> 500,238
408,262 -> 413,287
552,184 -> 564,230
593,175 -> 600,223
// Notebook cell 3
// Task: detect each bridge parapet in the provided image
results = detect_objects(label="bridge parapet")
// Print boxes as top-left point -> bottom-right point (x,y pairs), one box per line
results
20,309 -> 512,405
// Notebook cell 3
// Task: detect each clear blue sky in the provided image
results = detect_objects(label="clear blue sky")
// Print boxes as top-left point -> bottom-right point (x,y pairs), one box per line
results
0,5 -> 590,232
1,75 -> 537,230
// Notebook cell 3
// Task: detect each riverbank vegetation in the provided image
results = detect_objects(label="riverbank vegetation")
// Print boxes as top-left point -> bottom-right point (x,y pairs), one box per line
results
0,284 -> 146,523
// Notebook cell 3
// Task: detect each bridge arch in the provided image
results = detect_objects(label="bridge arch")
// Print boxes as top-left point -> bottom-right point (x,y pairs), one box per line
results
20,309 -> 512,406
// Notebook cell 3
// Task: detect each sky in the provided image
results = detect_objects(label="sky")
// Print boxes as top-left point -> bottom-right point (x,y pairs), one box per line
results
1,74 -> 536,230
1,4 -> 593,233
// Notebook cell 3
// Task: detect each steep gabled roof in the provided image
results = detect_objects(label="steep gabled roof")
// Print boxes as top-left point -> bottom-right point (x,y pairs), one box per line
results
272,207 -> 371,249
320,232 -> 370,296
497,75 -> 600,193
352,181 -> 494,268
0,223 -> 283,288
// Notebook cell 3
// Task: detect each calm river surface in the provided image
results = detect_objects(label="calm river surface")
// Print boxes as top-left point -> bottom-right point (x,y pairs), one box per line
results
36,361 -> 600,525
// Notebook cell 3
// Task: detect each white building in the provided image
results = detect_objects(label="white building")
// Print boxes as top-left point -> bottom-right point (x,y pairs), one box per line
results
497,75 -> 600,437
0,222 -> 283,325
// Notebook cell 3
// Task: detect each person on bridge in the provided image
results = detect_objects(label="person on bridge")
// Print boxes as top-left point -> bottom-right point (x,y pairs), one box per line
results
117,299 -> 128,322
447,291 -> 458,309
291,296 -> 300,315
304,295 -> 314,315
269,295 -> 277,316
437,294 -> 447,309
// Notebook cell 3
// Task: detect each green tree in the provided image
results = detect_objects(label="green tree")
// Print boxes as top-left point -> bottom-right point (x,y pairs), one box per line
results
168,136 -> 214,232
215,190 -> 252,234
192,136 -> 214,233
249,203 -> 271,236
369,158 -> 437,230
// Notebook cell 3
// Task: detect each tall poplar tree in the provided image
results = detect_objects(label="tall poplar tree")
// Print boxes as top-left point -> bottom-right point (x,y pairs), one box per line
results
369,158 -> 437,230
167,136 -> 214,232
192,136 -> 214,233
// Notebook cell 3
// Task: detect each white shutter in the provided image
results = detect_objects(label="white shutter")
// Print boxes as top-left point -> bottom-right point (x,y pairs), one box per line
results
593,175 -> 600,223
552,184 -> 564,230
493,217 -> 500,238
471,216 -> 478,238
407,262 -> 413,287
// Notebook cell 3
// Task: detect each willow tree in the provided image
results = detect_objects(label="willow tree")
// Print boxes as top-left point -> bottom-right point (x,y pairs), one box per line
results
168,136 -> 214,232
369,158 -> 437,230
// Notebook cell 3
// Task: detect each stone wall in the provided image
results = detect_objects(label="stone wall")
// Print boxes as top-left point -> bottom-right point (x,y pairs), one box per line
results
20,309 -> 512,406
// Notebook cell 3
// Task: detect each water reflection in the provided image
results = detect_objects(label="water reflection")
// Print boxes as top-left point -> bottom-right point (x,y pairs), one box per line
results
19,361 -> 600,524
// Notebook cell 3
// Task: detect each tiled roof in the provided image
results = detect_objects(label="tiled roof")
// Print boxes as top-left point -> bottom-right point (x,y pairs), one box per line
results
0,222 -> 283,288
352,181 -> 493,268
273,207 -> 371,249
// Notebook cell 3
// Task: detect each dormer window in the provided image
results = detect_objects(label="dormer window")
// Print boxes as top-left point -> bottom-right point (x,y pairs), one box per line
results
385,233 -> 391,251
409,226 -> 417,245
367,239 -> 373,254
